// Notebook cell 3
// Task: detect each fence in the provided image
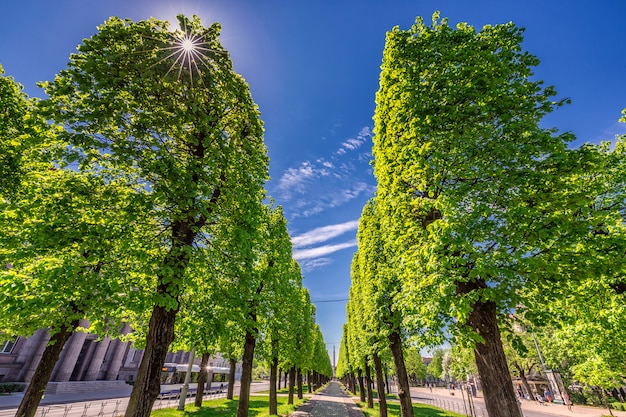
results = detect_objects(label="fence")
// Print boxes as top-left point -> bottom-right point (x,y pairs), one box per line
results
0,391 -> 227,417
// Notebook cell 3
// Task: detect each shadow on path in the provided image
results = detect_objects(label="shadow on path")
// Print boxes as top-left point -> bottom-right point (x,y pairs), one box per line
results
291,381 -> 364,417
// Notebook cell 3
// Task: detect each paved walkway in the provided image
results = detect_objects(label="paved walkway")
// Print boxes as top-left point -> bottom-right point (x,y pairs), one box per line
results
292,381 -> 364,417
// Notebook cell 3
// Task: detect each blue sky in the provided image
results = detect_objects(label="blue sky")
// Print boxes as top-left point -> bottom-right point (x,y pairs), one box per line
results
2,0 -> 626,362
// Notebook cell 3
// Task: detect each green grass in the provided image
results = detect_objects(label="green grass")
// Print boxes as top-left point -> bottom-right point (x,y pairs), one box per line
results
356,400 -> 465,417
151,395 -> 306,417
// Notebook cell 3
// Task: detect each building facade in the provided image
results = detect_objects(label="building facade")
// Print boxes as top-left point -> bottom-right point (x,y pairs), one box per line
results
0,322 -> 237,393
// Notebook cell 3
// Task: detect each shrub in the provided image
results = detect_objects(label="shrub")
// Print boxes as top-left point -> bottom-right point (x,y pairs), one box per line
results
0,383 -> 25,393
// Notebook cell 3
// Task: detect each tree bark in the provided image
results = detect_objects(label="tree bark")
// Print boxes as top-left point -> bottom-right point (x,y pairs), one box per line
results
288,366 -> 296,405
469,299 -> 523,417
365,360 -> 374,409
194,352 -> 211,407
16,321 -> 78,417
237,329 -> 256,417
126,218 -> 198,417
296,368 -> 303,399
269,356 -> 278,416
513,362 -> 534,401
358,369 -> 366,402
373,352 -> 388,417
125,304 -> 178,417
307,371 -> 312,393
227,357 -> 236,399
388,329 -> 414,417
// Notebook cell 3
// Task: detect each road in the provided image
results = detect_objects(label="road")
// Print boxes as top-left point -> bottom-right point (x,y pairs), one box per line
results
0,381 -> 270,417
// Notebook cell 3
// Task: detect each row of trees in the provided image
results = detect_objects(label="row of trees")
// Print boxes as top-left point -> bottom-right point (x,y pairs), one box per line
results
0,14 -> 331,417
337,12 -> 626,417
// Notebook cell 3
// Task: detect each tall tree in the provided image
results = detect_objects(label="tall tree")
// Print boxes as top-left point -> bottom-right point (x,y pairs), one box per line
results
1,67 -> 152,417
371,13 -> 602,417
40,15 -> 268,417
236,204 -> 294,417
353,198 -> 414,417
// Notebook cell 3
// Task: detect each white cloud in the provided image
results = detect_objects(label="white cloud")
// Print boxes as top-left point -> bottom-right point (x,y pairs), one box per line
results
291,219 -> 359,248
272,125 -> 376,219
299,257 -> 334,272
336,126 -> 372,155
292,240 -> 357,260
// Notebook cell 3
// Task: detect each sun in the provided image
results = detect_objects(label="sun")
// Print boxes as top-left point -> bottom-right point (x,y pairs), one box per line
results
181,37 -> 195,52
149,32 -> 213,87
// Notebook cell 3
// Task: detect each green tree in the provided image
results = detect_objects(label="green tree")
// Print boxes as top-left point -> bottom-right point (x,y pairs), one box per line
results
353,198 -> 413,416
0,68 -> 152,417
371,13 -> 602,417
236,204 -> 295,417
40,15 -> 268,417
404,346 -> 428,385
426,348 -> 444,382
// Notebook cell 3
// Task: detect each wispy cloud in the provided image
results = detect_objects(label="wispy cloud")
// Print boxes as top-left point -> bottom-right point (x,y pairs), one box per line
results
291,220 -> 359,248
298,257 -> 334,273
336,127 -> 372,155
293,240 -> 357,260
273,126 -> 376,219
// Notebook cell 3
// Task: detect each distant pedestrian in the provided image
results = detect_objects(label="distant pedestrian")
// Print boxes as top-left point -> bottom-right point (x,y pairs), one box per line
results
544,388 -> 552,402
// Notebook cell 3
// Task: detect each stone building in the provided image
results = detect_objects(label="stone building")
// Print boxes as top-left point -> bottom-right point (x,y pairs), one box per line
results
0,321 -> 235,393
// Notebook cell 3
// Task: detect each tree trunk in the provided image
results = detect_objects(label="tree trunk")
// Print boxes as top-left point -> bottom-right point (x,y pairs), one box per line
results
194,352 -> 210,407
373,352 -> 388,417
388,329 -> 414,417
16,321 -> 78,417
288,366 -> 296,405
125,304 -> 177,417
469,299 -> 522,417
514,363 -> 534,401
365,360 -> 374,409
269,356 -> 278,416
297,368 -> 303,399
227,357 -> 236,399
385,371 -> 390,394
126,219 -> 197,417
358,369 -> 366,402
307,371 -> 312,393
237,329 -> 256,417
284,369 -> 288,390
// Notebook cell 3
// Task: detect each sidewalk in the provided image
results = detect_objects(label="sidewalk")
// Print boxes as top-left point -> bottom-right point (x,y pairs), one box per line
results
291,381 -> 363,417
411,386 -> 626,417
0,387 -> 133,410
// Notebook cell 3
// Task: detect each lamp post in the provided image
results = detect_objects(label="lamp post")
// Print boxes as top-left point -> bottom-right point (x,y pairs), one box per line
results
532,332 -> 564,404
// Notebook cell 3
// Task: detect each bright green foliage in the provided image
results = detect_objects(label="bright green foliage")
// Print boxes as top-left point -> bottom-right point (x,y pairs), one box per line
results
372,11 -> 591,343
40,14 -> 269,316
426,349 -> 444,381
404,346 -> 428,382
371,12 -> 625,415
441,345 -> 476,382
0,66 -> 152,339
310,325 -> 333,378
0,66 -> 47,196
335,325 -> 351,378
0,167 -> 153,338
38,14 -> 269,417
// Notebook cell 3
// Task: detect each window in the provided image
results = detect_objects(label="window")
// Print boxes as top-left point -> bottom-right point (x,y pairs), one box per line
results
1,337 -> 17,354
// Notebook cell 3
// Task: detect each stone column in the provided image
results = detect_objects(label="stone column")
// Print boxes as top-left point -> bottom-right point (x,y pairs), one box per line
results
104,339 -> 129,380
83,337 -> 111,381
50,331 -> 87,382
14,330 -> 51,382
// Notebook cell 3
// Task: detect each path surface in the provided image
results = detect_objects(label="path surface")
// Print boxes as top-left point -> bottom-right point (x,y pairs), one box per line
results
292,381 -> 364,417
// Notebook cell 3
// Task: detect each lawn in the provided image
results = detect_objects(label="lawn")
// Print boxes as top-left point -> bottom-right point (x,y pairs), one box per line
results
151,395 -> 307,417
356,400 -> 465,417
